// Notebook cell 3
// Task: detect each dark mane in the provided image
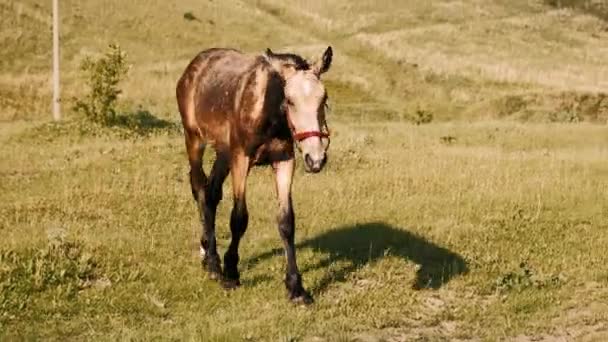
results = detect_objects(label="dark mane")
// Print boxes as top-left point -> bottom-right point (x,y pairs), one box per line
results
267,52 -> 310,70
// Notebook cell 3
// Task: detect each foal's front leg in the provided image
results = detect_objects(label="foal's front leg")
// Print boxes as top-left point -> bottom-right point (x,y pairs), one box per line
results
274,159 -> 313,304
222,153 -> 250,289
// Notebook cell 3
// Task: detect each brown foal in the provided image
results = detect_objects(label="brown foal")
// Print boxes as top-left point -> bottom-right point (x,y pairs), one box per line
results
176,46 -> 333,304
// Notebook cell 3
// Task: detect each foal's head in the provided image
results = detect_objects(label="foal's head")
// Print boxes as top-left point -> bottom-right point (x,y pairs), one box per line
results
265,47 -> 333,173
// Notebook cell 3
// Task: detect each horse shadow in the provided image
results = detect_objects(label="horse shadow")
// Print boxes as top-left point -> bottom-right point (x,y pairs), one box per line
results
246,222 -> 469,293
110,108 -> 181,136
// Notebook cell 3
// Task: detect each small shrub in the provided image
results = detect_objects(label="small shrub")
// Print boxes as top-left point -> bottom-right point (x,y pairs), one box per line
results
73,44 -> 129,124
183,11 -> 198,21
494,262 -> 564,293
440,135 -> 457,145
549,110 -> 580,123
498,95 -> 528,118
411,108 -> 434,125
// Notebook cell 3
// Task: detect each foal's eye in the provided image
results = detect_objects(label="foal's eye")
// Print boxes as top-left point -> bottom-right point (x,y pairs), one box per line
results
286,99 -> 294,106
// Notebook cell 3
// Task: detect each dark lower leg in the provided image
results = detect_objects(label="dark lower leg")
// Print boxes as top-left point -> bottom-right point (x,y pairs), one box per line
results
200,155 -> 230,279
223,199 -> 248,288
222,153 -> 249,289
200,198 -> 222,279
205,153 -> 230,206
191,165 -> 222,280
278,201 -> 311,303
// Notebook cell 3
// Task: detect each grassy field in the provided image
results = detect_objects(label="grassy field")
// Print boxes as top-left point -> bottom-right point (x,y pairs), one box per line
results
2,0 -> 608,340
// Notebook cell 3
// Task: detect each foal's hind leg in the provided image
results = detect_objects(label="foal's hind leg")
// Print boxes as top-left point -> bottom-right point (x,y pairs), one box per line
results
185,133 -> 222,280
202,151 -> 230,276
222,153 -> 250,289
205,151 -> 230,218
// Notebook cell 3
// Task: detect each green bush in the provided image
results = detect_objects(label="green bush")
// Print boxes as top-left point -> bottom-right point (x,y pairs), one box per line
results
73,44 -> 129,124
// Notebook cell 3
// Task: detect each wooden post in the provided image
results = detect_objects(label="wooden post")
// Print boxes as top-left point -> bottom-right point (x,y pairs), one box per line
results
52,0 -> 60,121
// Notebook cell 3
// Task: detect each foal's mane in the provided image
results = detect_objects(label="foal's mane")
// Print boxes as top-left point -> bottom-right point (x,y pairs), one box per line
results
264,49 -> 310,71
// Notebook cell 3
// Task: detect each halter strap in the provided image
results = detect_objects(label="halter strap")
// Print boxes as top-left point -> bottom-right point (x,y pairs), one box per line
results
285,108 -> 331,149
292,130 -> 329,141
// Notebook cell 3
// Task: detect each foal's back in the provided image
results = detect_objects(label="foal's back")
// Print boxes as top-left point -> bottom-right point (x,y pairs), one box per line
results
176,48 -> 272,148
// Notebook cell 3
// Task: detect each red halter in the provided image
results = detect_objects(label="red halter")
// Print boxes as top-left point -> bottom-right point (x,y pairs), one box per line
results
285,107 -> 331,150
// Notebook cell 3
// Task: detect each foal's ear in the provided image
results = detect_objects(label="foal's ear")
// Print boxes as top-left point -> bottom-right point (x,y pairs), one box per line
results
312,46 -> 333,77
263,48 -> 276,66
263,48 -> 297,80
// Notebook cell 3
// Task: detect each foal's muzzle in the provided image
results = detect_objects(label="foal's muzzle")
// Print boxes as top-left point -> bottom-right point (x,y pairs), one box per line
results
304,153 -> 327,173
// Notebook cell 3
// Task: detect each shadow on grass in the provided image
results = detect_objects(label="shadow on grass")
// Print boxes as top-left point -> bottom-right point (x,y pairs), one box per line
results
109,108 -> 181,136
247,222 -> 469,293
11,109 -> 180,143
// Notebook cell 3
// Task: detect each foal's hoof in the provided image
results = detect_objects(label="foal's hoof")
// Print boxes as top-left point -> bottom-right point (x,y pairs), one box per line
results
221,278 -> 241,290
202,257 -> 222,281
207,271 -> 222,281
290,292 -> 314,306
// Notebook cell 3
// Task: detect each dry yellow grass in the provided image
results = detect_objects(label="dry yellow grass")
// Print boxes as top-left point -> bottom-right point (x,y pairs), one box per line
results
253,0 -> 608,121
356,9 -> 608,92
4,0 -> 608,122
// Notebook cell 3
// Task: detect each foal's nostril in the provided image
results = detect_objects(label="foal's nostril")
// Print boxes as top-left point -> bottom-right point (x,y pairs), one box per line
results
305,154 -> 314,170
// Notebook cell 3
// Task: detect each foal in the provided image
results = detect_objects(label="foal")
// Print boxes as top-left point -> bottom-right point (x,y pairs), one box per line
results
176,46 -> 333,304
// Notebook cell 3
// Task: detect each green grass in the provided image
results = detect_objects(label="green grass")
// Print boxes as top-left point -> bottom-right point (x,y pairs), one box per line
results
1,121 -> 608,340
2,0 -> 608,340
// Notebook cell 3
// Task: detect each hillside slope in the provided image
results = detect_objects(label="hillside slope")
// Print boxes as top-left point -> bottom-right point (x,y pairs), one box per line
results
2,0 -> 608,122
